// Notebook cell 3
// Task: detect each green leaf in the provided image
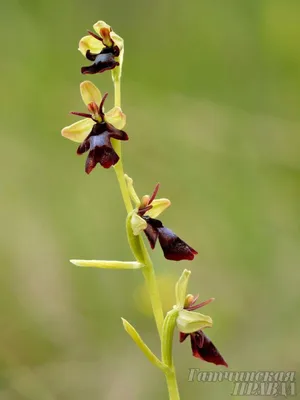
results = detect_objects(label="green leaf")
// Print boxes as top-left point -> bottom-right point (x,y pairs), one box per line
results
70,260 -> 144,269
122,318 -> 167,372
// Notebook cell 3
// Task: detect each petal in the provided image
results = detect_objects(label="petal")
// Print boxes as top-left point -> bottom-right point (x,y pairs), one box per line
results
131,213 -> 147,235
190,332 -> 228,367
105,106 -> 126,129
157,227 -> 198,261
176,310 -> 213,334
146,198 -> 171,219
61,118 -> 94,143
78,35 -> 103,57
80,81 -> 102,108
107,123 -> 128,141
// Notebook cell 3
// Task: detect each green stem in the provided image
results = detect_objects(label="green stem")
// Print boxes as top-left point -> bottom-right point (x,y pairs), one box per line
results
139,236 -> 164,337
165,370 -> 180,400
162,309 -> 180,400
114,78 -> 121,108
113,141 -> 133,214
125,213 -> 164,336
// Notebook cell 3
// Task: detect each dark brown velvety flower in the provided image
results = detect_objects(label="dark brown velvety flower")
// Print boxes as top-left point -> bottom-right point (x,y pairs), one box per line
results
61,81 -> 127,174
78,21 -> 123,75
131,183 -> 198,261
179,295 -> 228,367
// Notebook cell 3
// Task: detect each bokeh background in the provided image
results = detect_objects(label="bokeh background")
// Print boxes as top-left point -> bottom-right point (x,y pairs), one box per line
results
1,0 -> 300,399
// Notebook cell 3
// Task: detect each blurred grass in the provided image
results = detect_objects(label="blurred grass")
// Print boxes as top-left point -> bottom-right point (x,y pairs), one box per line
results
1,0 -> 300,399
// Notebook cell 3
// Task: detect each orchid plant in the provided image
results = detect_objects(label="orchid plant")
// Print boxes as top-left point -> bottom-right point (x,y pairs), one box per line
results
61,20 -> 227,399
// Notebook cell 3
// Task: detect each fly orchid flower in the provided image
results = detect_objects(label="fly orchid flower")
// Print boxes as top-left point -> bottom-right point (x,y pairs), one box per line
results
179,294 -> 228,367
129,181 -> 198,261
61,81 -> 128,173
79,21 -> 124,75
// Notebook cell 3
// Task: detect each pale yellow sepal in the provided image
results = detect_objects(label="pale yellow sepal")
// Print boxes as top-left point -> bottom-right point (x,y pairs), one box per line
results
80,81 -> 102,107
70,260 -> 144,269
78,35 -> 103,56
105,106 -> 126,129
175,269 -> 191,308
61,118 -> 94,143
124,174 -> 140,206
146,198 -> 171,219
131,212 -> 147,235
176,309 -> 213,334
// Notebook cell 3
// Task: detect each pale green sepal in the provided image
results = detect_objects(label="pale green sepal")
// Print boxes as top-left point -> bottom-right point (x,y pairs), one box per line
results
131,212 -> 147,235
147,198 -> 171,218
70,260 -> 144,269
126,212 -> 145,263
122,318 -> 168,372
176,310 -> 213,334
175,269 -> 191,308
124,174 -> 140,206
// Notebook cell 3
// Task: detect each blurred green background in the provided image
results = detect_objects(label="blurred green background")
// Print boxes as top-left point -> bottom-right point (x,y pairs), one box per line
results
1,0 -> 300,399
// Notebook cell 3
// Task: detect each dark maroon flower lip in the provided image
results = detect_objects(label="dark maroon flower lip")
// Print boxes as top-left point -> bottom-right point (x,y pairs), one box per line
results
81,32 -> 120,75
143,220 -> 197,261
180,330 -> 228,367
77,121 -> 128,174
